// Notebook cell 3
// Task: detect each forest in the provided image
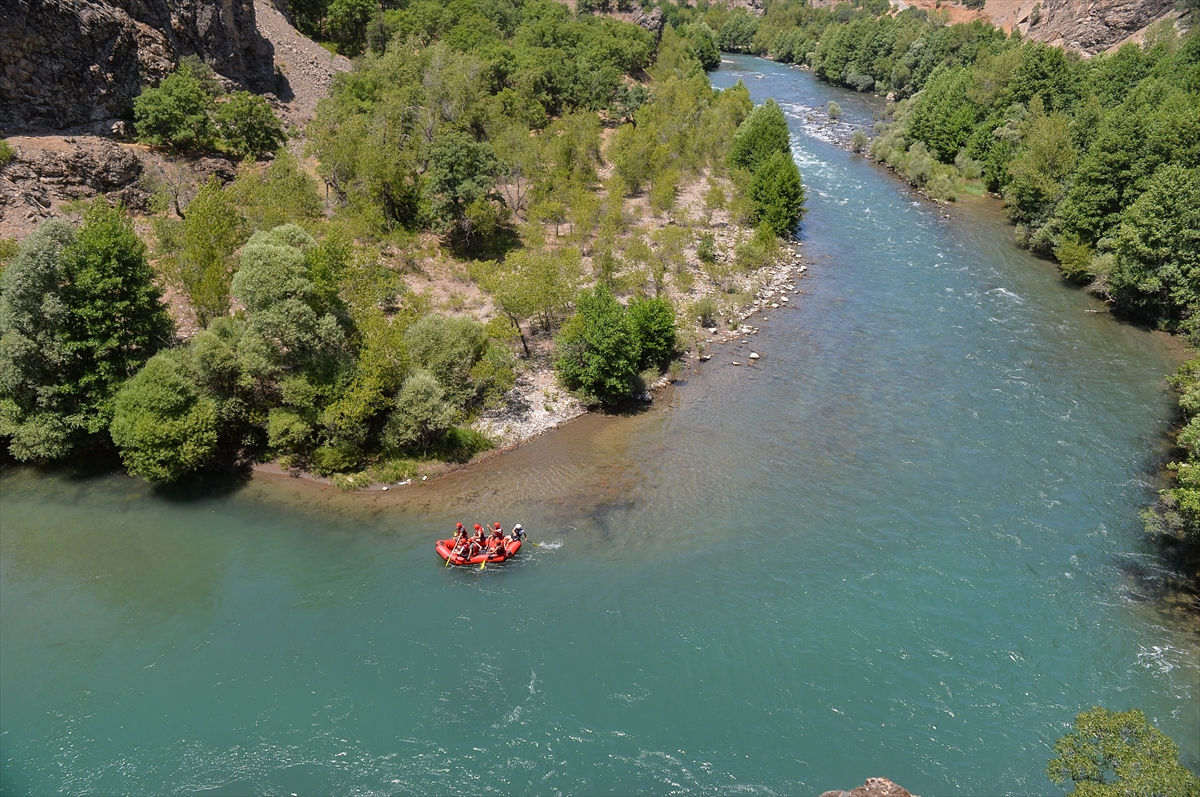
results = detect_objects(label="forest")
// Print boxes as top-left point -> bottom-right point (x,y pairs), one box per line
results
0,0 -> 806,488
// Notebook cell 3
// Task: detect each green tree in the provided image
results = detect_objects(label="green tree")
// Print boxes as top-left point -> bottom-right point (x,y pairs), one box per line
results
0,221 -> 80,461
403,313 -> 489,407
382,369 -> 456,453
1047,707 -> 1200,797
214,92 -> 287,159
169,178 -> 248,326
110,350 -> 219,482
471,246 -> 582,354
749,150 -> 806,237
61,203 -> 175,435
0,205 -> 174,461
134,69 -> 217,152
729,99 -> 791,173
1107,164 -> 1200,324
327,0 -> 375,56
422,131 -> 504,237
555,283 -> 640,407
628,295 -> 676,371
717,10 -> 759,52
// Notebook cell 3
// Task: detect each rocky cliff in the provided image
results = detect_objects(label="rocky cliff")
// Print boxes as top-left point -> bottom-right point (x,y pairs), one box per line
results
0,0 -> 275,135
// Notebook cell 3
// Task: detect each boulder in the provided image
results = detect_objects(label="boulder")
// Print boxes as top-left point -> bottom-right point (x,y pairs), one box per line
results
819,778 -> 917,797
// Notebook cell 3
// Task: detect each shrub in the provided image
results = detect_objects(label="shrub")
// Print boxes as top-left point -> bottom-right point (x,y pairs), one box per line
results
827,101 -> 842,119
383,370 -> 456,453
1047,706 -> 1200,796
555,283 -> 641,407
110,351 -> 219,482
215,92 -> 286,159
628,296 -> 676,372
0,139 -> 14,167
697,232 -> 717,264
134,70 -> 217,152
691,295 -> 718,327
851,129 -> 869,152
403,314 -> 489,407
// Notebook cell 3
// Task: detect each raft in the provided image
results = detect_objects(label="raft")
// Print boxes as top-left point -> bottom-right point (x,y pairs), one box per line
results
436,537 -> 522,566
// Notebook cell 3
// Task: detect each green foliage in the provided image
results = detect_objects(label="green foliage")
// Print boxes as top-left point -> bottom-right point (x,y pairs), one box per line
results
327,0 -> 374,56
423,131 -> 505,238
683,22 -> 721,71
110,350 -> 219,482
403,313 -> 488,407
749,150 -> 806,238
0,138 -> 14,166
135,62 -> 286,157
1046,707 -> 1200,797
1107,165 -> 1200,325
0,237 -> 18,276
470,246 -> 582,349
729,99 -> 791,173
555,283 -> 640,407
628,296 -> 676,371
168,178 -> 248,326
717,9 -> 759,52
134,69 -> 217,152
826,100 -> 842,119
214,92 -> 287,159
382,369 -> 456,453
0,205 -> 173,462
227,153 -> 326,232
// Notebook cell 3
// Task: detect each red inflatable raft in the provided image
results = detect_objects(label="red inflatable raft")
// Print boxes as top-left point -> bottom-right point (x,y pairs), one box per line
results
436,537 -> 522,566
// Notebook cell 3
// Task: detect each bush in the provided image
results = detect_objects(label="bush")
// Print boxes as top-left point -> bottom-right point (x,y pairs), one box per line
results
383,370 -> 456,453
0,139 -> 14,167
697,232 -> 717,264
628,296 -> 676,371
826,101 -> 842,119
110,351 -> 219,482
134,70 -> 217,152
851,129 -> 869,152
555,283 -> 641,407
691,295 -> 718,327
1047,707 -> 1200,796
403,314 -> 489,407
215,92 -> 286,159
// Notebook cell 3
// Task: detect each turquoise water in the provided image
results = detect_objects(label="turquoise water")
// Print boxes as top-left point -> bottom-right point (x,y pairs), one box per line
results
2,57 -> 1197,796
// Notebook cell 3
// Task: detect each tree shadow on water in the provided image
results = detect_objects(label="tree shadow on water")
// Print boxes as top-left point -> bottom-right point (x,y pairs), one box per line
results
150,462 -> 254,503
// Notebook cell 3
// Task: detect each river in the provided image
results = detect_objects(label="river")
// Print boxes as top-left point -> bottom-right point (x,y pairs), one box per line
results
1,55 -> 1197,796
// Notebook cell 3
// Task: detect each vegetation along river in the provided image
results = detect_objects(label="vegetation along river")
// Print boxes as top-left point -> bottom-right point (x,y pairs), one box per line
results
2,56 -> 1197,795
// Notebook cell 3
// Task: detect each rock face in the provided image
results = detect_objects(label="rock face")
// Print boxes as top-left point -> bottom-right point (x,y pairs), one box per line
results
1022,0 -> 1178,52
820,777 -> 917,797
0,0 -> 275,134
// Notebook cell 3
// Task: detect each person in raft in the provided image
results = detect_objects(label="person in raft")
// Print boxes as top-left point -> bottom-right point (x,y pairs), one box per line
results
469,524 -> 486,557
450,523 -> 469,557
488,523 -> 505,549
509,523 -> 525,543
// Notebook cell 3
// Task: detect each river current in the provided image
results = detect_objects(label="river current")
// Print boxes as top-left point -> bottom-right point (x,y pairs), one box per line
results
2,56 -> 1197,796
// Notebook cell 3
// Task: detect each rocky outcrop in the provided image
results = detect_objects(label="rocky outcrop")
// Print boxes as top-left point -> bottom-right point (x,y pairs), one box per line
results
0,0 -> 275,135
1023,0 -> 1178,52
820,777 -> 918,797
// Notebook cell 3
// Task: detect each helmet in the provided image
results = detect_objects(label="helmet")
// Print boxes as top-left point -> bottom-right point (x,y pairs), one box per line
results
494,522 -> 502,529
456,522 -> 464,529
514,524 -> 523,531
474,524 -> 482,531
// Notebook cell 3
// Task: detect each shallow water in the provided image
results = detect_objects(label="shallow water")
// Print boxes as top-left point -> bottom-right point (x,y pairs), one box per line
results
2,56 -> 1197,796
